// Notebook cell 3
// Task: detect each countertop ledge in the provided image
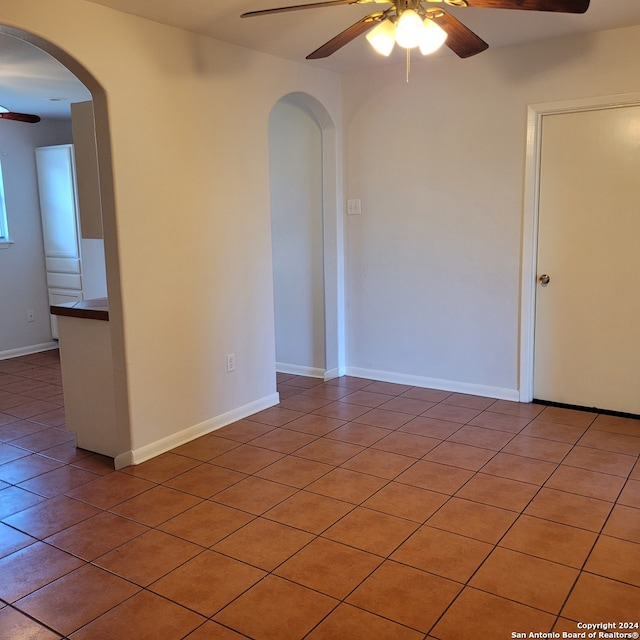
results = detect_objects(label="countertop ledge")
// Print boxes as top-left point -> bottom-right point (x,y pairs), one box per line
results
50,297 -> 109,321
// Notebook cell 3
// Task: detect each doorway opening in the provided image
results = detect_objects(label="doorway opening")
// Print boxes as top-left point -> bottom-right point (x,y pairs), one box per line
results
0,24 -> 129,456
0,28 -> 111,356
268,92 -> 344,381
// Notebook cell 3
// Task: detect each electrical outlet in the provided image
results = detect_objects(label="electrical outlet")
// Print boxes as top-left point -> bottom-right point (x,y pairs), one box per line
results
226,353 -> 236,373
27,310 -> 35,322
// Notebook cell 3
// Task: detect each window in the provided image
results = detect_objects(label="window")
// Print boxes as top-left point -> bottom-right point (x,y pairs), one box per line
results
0,157 -> 10,247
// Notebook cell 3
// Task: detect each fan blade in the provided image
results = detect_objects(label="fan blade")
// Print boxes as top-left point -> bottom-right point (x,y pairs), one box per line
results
0,112 -> 41,123
463,0 -> 589,13
430,10 -> 489,58
306,13 -> 382,58
241,0 -> 377,18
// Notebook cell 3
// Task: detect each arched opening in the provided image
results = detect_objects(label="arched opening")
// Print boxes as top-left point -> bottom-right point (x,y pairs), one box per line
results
0,24 -> 129,459
268,92 -> 344,381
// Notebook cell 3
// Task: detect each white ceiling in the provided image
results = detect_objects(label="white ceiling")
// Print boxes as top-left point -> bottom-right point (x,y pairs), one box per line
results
82,0 -> 640,71
0,34 -> 90,120
2,0 -> 640,119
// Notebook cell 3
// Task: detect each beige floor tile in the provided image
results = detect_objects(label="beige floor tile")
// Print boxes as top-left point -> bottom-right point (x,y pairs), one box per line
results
163,463 -> 246,498
618,479 -> 640,508
525,488 -> 614,532
65,471 -> 155,509
2,494 -> 99,539
211,476 -> 296,515
323,506 -> 419,556
45,511 -> 148,561
264,490 -> 354,534
432,587 -> 556,640
342,448 -> 416,479
363,482 -> 447,522
480,452 -> 557,484
426,497 -> 517,544
170,434 -> 239,461
424,441 -> 496,471
306,467 -> 387,504
501,434 -> 573,462
347,560 -> 461,633
274,537 -> 382,598
446,424 -> 515,450
324,422 -> 391,447
0,541 -> 84,602
561,573 -> 640,622
149,550 -> 266,616
584,535 -> 640,586
15,564 -> 139,637
391,525 -> 493,582
544,465 -> 625,501
0,605 -> 63,639
108,485 -> 201,527
93,529 -> 201,587
469,547 -> 578,613
214,574 -> 337,640
395,459 -> 474,494
213,518 -> 313,571
294,437 -> 364,466
158,500 -> 254,546
207,444 -> 284,474
372,431 -> 440,458
499,514 -> 597,568
118,451 -> 200,483
601,504 -> 640,543
69,590 -> 205,640
254,455 -> 333,488
561,445 -> 637,477
455,472 -> 538,511
307,603 -> 423,640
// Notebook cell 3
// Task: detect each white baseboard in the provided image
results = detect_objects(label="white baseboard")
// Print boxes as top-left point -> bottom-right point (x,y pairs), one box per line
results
345,367 -> 520,402
0,342 -> 58,361
114,392 -> 280,469
323,367 -> 343,381
276,363 -> 346,381
276,362 -> 325,379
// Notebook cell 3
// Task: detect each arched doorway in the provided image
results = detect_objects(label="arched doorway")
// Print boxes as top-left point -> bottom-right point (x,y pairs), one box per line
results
268,92 -> 344,381
0,24 -> 129,458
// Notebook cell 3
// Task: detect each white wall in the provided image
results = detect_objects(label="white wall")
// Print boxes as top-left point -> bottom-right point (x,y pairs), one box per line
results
80,238 -> 107,299
0,0 -> 343,465
342,25 -> 640,399
269,95 -> 325,375
0,118 -> 72,357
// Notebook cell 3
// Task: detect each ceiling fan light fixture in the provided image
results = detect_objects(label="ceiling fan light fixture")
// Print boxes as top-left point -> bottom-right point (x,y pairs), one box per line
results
395,9 -> 425,49
366,19 -> 396,56
418,18 -> 448,55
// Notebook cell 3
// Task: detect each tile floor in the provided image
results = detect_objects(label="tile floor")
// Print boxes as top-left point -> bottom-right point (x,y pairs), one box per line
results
0,350 -> 639,639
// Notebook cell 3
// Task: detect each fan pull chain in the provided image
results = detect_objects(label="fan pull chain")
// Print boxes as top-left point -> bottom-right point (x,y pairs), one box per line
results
406,47 -> 410,83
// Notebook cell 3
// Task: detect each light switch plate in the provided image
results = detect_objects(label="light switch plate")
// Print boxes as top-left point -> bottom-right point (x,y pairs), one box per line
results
347,199 -> 361,215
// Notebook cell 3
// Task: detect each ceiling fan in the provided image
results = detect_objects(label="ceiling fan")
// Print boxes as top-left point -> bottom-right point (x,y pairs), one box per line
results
241,0 -> 591,60
0,105 -> 41,124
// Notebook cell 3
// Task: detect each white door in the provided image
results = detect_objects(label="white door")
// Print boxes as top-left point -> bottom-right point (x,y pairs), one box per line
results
534,104 -> 640,415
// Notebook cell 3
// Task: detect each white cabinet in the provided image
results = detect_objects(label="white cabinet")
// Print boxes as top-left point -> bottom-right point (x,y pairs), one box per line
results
35,144 -> 107,338
71,101 -> 103,239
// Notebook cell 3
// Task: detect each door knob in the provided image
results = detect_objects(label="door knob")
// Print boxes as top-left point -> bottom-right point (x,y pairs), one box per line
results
538,274 -> 550,285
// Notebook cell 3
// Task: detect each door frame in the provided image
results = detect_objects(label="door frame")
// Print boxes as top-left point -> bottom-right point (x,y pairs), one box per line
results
519,91 -> 640,402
